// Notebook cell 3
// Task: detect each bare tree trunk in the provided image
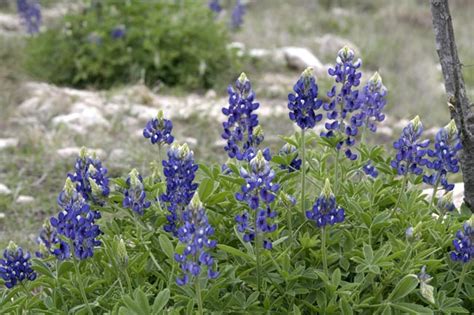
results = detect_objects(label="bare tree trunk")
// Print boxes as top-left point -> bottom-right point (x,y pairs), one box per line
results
430,0 -> 474,211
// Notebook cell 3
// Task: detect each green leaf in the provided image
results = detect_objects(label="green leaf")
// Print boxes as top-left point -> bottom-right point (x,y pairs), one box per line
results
363,243 -> 374,262
339,297 -> 353,315
198,178 -> 215,201
217,244 -> 253,261
391,302 -> 433,314
158,234 -> 174,260
135,288 -> 151,314
388,274 -> 419,301
152,288 -> 170,313
332,268 -> 341,288
58,261 -> 74,278
31,258 -> 54,278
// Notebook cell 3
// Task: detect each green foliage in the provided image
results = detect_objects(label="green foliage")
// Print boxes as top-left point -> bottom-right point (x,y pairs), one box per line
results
24,0 -> 232,89
0,131 -> 472,313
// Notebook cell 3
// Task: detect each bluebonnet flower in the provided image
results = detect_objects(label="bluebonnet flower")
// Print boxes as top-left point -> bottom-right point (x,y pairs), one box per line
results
16,0 -> 41,34
50,178 -> 102,260
279,143 -> 302,173
35,220 -> 59,258
306,179 -> 345,228
363,161 -> 378,178
437,191 -> 455,213
231,0 -> 245,29
390,116 -> 430,175
322,46 -> 363,160
423,120 -> 462,191
235,150 -> 280,249
143,110 -> 174,145
418,265 -> 432,283
222,73 -> 263,161
405,226 -> 414,240
123,169 -> 151,216
208,0 -> 222,13
0,242 -> 36,289
174,194 -> 218,285
287,67 -> 323,130
87,32 -> 102,45
68,147 -> 110,205
353,72 -> 387,134
450,219 -> 473,263
111,24 -> 126,39
161,143 -> 199,235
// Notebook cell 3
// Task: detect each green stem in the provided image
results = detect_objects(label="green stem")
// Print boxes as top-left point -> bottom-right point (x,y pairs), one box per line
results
124,268 -> 133,293
393,175 -> 408,215
73,259 -> 93,315
334,149 -> 341,195
287,203 -> 294,247
429,176 -> 441,211
195,279 -> 204,315
254,212 -> 262,292
454,263 -> 469,297
321,227 -> 328,275
300,129 -> 306,220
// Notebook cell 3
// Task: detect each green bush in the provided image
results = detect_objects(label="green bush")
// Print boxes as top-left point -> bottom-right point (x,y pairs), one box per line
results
25,0 -> 232,89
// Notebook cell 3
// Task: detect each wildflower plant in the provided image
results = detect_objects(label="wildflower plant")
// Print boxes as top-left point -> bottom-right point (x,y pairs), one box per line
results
16,0 -> 41,34
2,47 -> 473,314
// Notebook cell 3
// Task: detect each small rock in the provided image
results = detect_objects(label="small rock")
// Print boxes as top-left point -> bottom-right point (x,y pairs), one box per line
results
213,139 -> 227,148
377,126 -> 394,138
0,138 -> 19,150
56,147 -> 106,159
52,104 -> 109,133
0,213 -> 5,220
422,182 -> 464,209
280,47 -> 325,74
16,195 -> 35,205
227,42 -> 245,57
129,104 -> 159,121
393,118 -> 410,130
425,127 -> 440,138
205,89 -> 217,99
315,34 -> 360,57
108,149 -> 127,162
249,48 -> 272,60
0,13 -> 20,32
183,137 -> 198,147
0,183 -> 12,195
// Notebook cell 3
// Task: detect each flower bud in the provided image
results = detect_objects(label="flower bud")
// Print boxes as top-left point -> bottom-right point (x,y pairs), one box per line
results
89,178 -> 102,197
321,178 -> 333,199
410,115 -> 422,132
79,146 -> 88,160
129,168 -> 141,189
445,119 -> 458,138
7,241 -> 18,253
337,45 -> 355,64
250,150 -> 266,173
116,237 -> 128,267
189,193 -> 203,211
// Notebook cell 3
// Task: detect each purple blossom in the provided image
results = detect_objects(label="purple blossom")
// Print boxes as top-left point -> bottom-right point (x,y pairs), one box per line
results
423,120 -> 462,191
50,178 -> 102,260
208,0 -> 222,13
306,179 -> 345,228
230,0 -> 245,29
68,147 -> 110,205
279,143 -> 302,173
390,116 -> 430,176
363,161 -> 378,178
321,46 -> 363,160
161,143 -> 199,235
450,221 -> 473,264
235,150 -> 280,249
174,195 -> 218,285
123,169 -> 151,216
287,67 -> 324,130
143,110 -> 175,145
222,73 -> 263,161
111,24 -> 126,39
16,0 -> 41,34
0,242 -> 36,289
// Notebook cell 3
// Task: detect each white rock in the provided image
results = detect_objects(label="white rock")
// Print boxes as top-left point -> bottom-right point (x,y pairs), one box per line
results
280,47 -> 325,74
56,147 -> 106,159
227,42 -> 246,57
16,195 -> 35,204
377,126 -> 394,138
0,138 -> 19,150
205,89 -> 217,99
0,13 -> 20,32
422,182 -> 464,209
108,149 -> 127,161
393,118 -> 410,130
213,139 -> 227,148
0,183 -> 12,195
0,213 -> 5,220
183,137 -> 198,147
52,104 -> 109,133
249,48 -> 272,59
129,104 -> 159,121
315,34 -> 359,57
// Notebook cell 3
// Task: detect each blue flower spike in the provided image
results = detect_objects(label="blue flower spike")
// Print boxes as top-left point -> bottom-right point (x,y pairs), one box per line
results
306,179 -> 345,228
0,241 -> 36,289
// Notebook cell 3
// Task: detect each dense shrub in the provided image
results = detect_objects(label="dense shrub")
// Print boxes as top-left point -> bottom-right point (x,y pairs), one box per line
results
1,47 -> 473,314
24,0 -> 232,89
